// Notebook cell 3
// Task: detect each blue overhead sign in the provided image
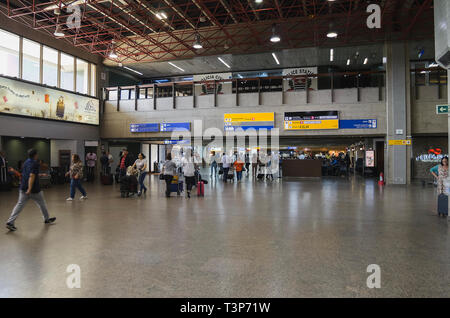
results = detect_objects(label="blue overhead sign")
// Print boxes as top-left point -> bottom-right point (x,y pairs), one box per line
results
130,123 -> 159,133
160,122 -> 191,132
339,119 -> 377,129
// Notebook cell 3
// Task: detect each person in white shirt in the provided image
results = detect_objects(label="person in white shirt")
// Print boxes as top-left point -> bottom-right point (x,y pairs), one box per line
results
222,152 -> 231,182
132,153 -> 147,196
210,151 -> 218,177
181,149 -> 197,198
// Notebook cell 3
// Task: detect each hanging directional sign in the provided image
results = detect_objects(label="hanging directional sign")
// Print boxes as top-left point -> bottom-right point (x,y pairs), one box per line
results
436,105 -> 450,114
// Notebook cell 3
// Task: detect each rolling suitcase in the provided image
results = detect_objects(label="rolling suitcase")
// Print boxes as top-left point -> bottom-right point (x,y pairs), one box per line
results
438,194 -> 448,216
101,167 -> 113,185
197,181 -> 204,197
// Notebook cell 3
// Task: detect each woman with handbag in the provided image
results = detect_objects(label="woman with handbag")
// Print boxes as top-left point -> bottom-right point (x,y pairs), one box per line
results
66,154 -> 88,201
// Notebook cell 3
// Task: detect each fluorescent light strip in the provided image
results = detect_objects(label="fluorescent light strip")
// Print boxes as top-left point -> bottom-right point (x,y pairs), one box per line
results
272,52 -> 280,65
123,66 -> 143,76
168,62 -> 185,72
364,57 -> 368,65
330,49 -> 334,62
218,57 -> 231,68
347,58 -> 350,65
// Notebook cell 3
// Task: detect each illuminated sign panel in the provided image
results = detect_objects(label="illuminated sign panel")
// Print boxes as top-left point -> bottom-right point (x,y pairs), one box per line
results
224,112 -> 275,132
0,75 -> 99,125
160,122 -> 191,132
130,123 -> 159,133
284,111 -> 339,130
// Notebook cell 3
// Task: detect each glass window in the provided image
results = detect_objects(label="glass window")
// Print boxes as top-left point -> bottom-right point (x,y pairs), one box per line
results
90,63 -> 96,97
42,46 -> 58,87
22,39 -> 41,83
108,89 -> 117,100
139,88 -> 147,99
60,53 -> 74,91
0,30 -> 20,77
76,58 -> 88,94
120,89 -> 130,100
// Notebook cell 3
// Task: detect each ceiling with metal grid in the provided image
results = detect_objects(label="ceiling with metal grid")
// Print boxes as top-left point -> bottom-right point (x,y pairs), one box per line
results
0,0 -> 435,67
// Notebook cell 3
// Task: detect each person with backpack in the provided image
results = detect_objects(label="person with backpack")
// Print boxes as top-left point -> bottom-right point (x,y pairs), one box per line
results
162,153 -> 177,197
66,154 -> 88,201
5,149 -> 56,232
181,149 -> 197,198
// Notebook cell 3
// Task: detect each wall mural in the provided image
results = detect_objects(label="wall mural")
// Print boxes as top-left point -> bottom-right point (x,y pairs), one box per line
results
0,76 -> 99,125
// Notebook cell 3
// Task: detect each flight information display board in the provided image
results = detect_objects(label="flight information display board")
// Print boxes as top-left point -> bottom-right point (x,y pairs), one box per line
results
224,112 -> 275,132
284,111 -> 339,130
130,123 -> 159,133
160,122 -> 191,132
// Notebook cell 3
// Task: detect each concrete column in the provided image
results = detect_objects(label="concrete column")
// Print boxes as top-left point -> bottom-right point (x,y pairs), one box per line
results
385,41 -> 412,184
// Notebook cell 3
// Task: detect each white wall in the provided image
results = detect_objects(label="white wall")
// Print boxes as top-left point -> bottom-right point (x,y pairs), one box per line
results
50,139 -> 78,167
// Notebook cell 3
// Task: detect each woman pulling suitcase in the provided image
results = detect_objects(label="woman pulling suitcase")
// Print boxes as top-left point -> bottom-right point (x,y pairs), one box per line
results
431,156 -> 449,217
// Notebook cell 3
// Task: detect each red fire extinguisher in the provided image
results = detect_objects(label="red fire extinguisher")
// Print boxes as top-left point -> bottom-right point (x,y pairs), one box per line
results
378,172 -> 385,186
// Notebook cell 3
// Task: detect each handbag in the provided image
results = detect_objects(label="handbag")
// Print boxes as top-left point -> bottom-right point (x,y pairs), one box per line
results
218,168 -> 224,175
159,173 -> 165,180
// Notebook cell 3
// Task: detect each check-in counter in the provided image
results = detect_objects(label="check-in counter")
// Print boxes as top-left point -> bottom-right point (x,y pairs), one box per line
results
282,159 -> 323,178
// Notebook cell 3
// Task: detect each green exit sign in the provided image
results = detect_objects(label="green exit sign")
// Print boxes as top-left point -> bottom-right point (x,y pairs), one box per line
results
436,105 -> 450,114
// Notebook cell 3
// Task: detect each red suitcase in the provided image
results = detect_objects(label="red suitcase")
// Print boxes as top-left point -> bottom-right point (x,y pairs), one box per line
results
197,181 -> 204,196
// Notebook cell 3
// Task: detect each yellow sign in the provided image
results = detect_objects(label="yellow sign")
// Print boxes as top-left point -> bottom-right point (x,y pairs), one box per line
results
388,140 -> 412,146
284,119 -> 339,130
224,112 -> 274,123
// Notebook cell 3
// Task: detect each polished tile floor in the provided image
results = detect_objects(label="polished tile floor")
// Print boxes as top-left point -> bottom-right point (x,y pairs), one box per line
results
0,173 -> 449,298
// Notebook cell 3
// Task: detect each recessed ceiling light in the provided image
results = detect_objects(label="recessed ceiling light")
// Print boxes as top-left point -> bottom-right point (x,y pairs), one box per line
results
218,57 -> 231,68
168,62 -> 185,72
327,31 -> 338,38
272,53 -> 280,65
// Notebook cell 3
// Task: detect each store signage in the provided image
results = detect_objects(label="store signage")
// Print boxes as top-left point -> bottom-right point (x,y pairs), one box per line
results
160,122 -> 191,132
339,119 -> 377,129
388,140 -> 412,146
282,67 -> 318,90
284,111 -> 339,130
130,123 -> 159,133
415,148 -> 447,162
224,112 -> 275,132
0,75 -> 99,125
193,73 -> 232,95
436,105 -> 450,114
365,150 -> 375,167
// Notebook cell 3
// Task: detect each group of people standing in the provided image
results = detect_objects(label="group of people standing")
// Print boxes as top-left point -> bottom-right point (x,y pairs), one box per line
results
209,151 -> 280,182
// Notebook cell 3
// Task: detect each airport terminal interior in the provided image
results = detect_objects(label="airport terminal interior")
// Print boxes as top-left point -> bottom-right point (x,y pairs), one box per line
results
0,0 -> 449,298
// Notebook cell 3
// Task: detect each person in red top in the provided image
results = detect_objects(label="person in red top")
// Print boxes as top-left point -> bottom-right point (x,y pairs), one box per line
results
119,148 -> 133,177
233,156 -> 245,182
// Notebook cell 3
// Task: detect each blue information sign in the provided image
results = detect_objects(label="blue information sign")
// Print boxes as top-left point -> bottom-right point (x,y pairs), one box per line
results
130,123 -> 159,133
339,119 -> 377,129
160,122 -> 191,132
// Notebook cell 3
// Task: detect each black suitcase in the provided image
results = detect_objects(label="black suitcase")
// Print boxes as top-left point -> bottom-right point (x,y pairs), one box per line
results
0,166 -> 12,191
101,173 -> 113,185
438,194 -> 448,216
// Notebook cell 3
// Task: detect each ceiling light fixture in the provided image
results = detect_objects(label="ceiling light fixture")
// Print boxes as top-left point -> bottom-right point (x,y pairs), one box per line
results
327,23 -> 338,38
330,49 -> 334,62
193,34 -> 203,49
272,53 -> 280,65
155,12 -> 167,20
109,40 -> 118,59
347,58 -> 350,66
364,57 -> 368,64
168,62 -> 185,72
54,24 -> 65,37
270,24 -> 281,43
123,66 -> 143,76
218,57 -> 231,68
255,0 -> 263,3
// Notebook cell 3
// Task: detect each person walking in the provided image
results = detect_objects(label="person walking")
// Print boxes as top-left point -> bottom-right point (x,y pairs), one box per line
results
222,152 -> 231,182
252,151 -> 259,178
162,153 -> 177,197
210,151 -> 218,177
66,154 -> 88,201
234,156 -> 245,182
133,153 -> 148,196
85,151 -> 97,182
431,156 -> 449,216
244,153 -> 251,177
119,148 -> 133,178
181,149 -> 197,198
5,149 -> 56,232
